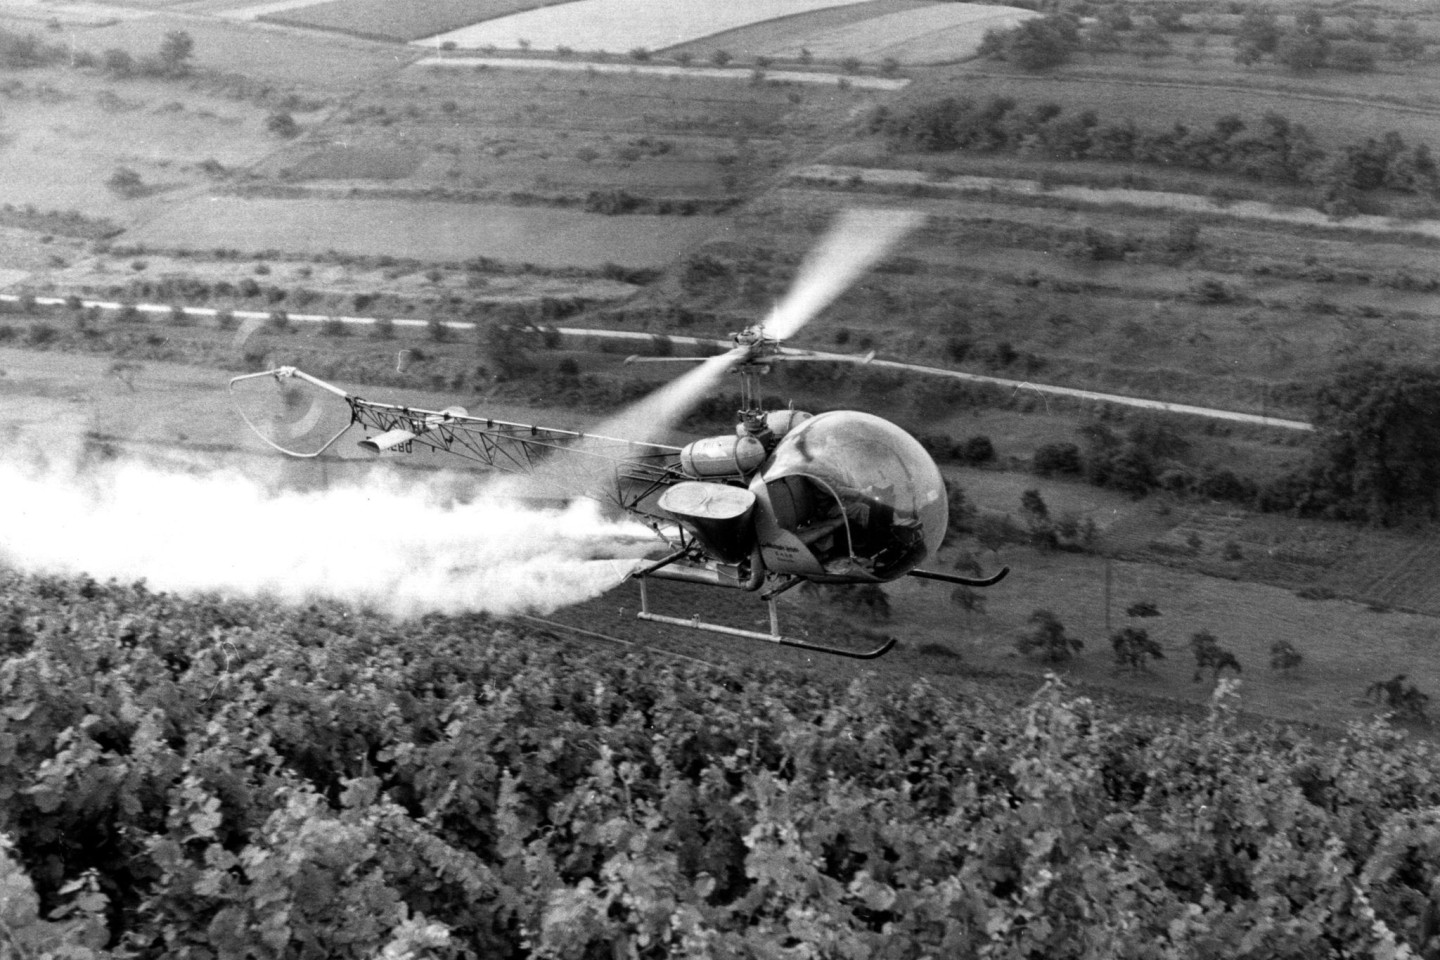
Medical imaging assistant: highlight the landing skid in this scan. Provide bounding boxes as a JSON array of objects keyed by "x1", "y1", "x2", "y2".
[{"x1": 633, "y1": 577, "x2": 897, "y2": 660}]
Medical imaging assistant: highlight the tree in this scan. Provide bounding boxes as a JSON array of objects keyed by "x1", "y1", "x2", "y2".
[
  {"x1": 1020, "y1": 489, "x2": 1057, "y2": 549},
  {"x1": 1235, "y1": 6, "x2": 1280, "y2": 55},
  {"x1": 265, "y1": 111, "x2": 299, "y2": 139},
  {"x1": 1310, "y1": 360, "x2": 1440, "y2": 523},
  {"x1": 106, "y1": 166, "x2": 144, "y2": 197},
  {"x1": 991, "y1": 16, "x2": 1081, "y2": 71},
  {"x1": 1276, "y1": 31, "x2": 1328, "y2": 72},
  {"x1": 942, "y1": 478, "x2": 976, "y2": 545},
  {"x1": 1269, "y1": 639, "x2": 1303, "y2": 671},
  {"x1": 1111, "y1": 627, "x2": 1164, "y2": 674},
  {"x1": 1388, "y1": 20, "x2": 1426, "y2": 62},
  {"x1": 1190, "y1": 631, "x2": 1241, "y2": 682},
  {"x1": 1017, "y1": 608, "x2": 1082, "y2": 663},
  {"x1": 483, "y1": 321, "x2": 537, "y2": 381},
  {"x1": 1366, "y1": 674, "x2": 1429, "y2": 723},
  {"x1": 1033, "y1": 442, "x2": 1082, "y2": 477},
  {"x1": 157, "y1": 30, "x2": 194, "y2": 76},
  {"x1": 102, "y1": 47, "x2": 134, "y2": 77}
]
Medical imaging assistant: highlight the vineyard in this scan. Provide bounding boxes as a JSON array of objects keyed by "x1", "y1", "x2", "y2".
[{"x1": 4, "y1": 569, "x2": 1440, "y2": 957}]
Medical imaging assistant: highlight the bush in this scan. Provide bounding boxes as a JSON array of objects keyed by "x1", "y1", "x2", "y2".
[
  {"x1": 265, "y1": 111, "x2": 299, "y2": 138},
  {"x1": 1033, "y1": 442, "x2": 1082, "y2": 476},
  {"x1": 960, "y1": 435, "x2": 996, "y2": 464},
  {"x1": 106, "y1": 166, "x2": 144, "y2": 197},
  {"x1": 1017, "y1": 608, "x2": 1082, "y2": 662},
  {"x1": 1111, "y1": 626, "x2": 1164, "y2": 674}
]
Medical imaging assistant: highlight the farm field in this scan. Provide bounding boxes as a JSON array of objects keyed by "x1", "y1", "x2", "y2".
[
  {"x1": 126, "y1": 197, "x2": 731, "y2": 266},
  {"x1": 0, "y1": 71, "x2": 280, "y2": 225},
  {"x1": 1, "y1": 0, "x2": 1440, "y2": 762},
  {"x1": 651, "y1": 184, "x2": 1440, "y2": 420},
  {"x1": 415, "y1": 0, "x2": 873, "y2": 52},
  {"x1": 723, "y1": 2, "x2": 1042, "y2": 65},
  {"x1": 15, "y1": 2, "x2": 1440, "y2": 955},
  {"x1": 259, "y1": 0, "x2": 567, "y2": 41},
  {"x1": 927, "y1": 64, "x2": 1440, "y2": 151}
]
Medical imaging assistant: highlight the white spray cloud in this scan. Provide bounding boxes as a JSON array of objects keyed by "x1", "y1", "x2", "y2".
[{"x1": 0, "y1": 436, "x2": 658, "y2": 617}]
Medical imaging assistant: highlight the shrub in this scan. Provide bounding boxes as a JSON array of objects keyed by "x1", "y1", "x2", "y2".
[
  {"x1": 1270, "y1": 639, "x2": 1303, "y2": 671},
  {"x1": 960, "y1": 435, "x2": 996, "y2": 464},
  {"x1": 1034, "y1": 442, "x2": 1082, "y2": 476},
  {"x1": 1111, "y1": 626, "x2": 1164, "y2": 674},
  {"x1": 1017, "y1": 608, "x2": 1082, "y2": 662},
  {"x1": 265, "y1": 111, "x2": 299, "y2": 138},
  {"x1": 106, "y1": 166, "x2": 144, "y2": 197}
]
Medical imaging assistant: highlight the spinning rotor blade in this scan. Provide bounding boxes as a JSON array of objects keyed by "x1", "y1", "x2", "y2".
[
  {"x1": 593, "y1": 208, "x2": 922, "y2": 445},
  {"x1": 591, "y1": 347, "x2": 745, "y2": 445},
  {"x1": 763, "y1": 207, "x2": 924, "y2": 342}
]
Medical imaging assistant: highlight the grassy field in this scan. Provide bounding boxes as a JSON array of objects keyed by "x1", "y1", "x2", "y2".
[
  {"x1": 260, "y1": 0, "x2": 567, "y2": 42},
  {"x1": 127, "y1": 197, "x2": 729, "y2": 266},
  {"x1": 924, "y1": 63, "x2": 1440, "y2": 151}
]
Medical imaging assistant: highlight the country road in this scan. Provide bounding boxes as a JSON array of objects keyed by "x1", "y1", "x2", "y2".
[{"x1": 0, "y1": 293, "x2": 1313, "y2": 431}]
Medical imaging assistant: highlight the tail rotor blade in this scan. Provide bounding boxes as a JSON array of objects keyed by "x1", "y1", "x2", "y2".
[{"x1": 764, "y1": 207, "x2": 924, "y2": 342}]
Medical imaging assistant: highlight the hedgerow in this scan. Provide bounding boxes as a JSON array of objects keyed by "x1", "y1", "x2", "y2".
[{"x1": 3, "y1": 568, "x2": 1440, "y2": 956}]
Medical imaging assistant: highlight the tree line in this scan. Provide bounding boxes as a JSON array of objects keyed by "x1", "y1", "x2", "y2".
[
  {"x1": 868, "y1": 95, "x2": 1440, "y2": 209},
  {"x1": 1022, "y1": 360, "x2": 1440, "y2": 527}
]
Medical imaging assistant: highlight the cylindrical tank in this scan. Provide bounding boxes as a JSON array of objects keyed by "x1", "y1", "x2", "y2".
[{"x1": 680, "y1": 434, "x2": 767, "y2": 478}]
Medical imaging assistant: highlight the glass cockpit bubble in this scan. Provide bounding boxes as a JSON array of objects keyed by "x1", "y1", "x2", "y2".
[{"x1": 759, "y1": 411, "x2": 947, "y2": 580}]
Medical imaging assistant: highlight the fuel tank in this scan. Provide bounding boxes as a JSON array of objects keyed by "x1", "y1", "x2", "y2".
[{"x1": 679, "y1": 434, "x2": 766, "y2": 479}]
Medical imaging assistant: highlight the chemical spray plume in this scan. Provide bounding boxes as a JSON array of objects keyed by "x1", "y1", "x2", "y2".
[{"x1": 0, "y1": 434, "x2": 656, "y2": 618}]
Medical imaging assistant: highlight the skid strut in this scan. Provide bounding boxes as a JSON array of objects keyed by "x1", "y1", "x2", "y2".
[{"x1": 634, "y1": 577, "x2": 897, "y2": 660}]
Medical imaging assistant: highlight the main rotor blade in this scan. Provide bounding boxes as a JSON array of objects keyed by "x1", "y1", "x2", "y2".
[
  {"x1": 764, "y1": 207, "x2": 924, "y2": 342},
  {"x1": 591, "y1": 346, "x2": 745, "y2": 445}
]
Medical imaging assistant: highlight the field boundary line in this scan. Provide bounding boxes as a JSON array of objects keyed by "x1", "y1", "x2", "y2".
[{"x1": 412, "y1": 56, "x2": 909, "y2": 88}]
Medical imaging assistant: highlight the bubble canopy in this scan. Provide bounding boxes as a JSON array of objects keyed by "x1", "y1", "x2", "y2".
[{"x1": 760, "y1": 411, "x2": 947, "y2": 581}]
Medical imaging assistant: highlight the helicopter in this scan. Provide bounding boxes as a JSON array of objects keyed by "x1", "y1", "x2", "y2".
[{"x1": 228, "y1": 208, "x2": 1007, "y2": 659}]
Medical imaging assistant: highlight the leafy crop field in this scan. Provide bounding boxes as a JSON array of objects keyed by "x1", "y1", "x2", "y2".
[
  {"x1": 5, "y1": 569, "x2": 1440, "y2": 956},
  {"x1": 415, "y1": 0, "x2": 873, "y2": 52},
  {"x1": 260, "y1": 0, "x2": 567, "y2": 42}
]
